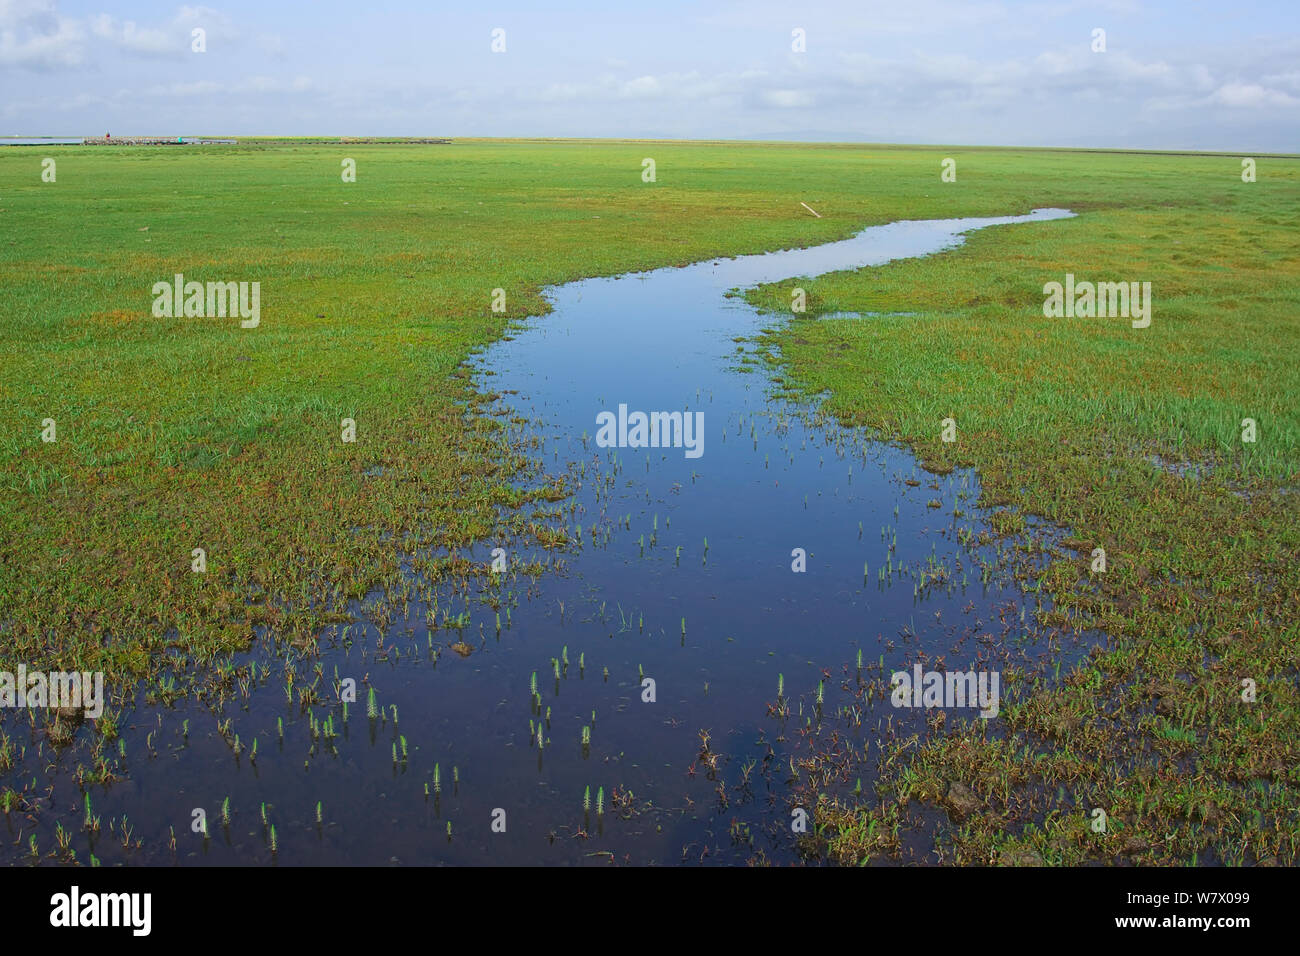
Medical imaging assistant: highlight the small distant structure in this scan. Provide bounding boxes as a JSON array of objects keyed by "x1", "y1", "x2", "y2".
[{"x1": 80, "y1": 135, "x2": 238, "y2": 146}]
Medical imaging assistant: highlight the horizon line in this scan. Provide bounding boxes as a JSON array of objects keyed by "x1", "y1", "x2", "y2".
[{"x1": 2, "y1": 135, "x2": 1298, "y2": 158}]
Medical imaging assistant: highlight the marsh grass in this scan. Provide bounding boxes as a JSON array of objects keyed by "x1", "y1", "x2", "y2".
[
  {"x1": 2, "y1": 140, "x2": 1296, "y2": 865},
  {"x1": 744, "y1": 152, "x2": 1300, "y2": 865}
]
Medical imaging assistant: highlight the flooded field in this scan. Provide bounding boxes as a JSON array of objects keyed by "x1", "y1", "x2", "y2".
[{"x1": 5, "y1": 209, "x2": 1108, "y2": 865}]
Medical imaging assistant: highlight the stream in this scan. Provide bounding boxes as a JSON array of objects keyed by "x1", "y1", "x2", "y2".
[{"x1": 9, "y1": 208, "x2": 1095, "y2": 866}]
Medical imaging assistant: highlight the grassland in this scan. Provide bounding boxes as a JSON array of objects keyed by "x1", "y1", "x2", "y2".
[
  {"x1": 744, "y1": 150, "x2": 1300, "y2": 865},
  {"x1": 1, "y1": 139, "x2": 893, "y2": 695},
  {"x1": 1, "y1": 140, "x2": 1297, "y2": 864}
]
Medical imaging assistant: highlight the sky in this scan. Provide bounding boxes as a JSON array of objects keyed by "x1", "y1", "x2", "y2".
[{"x1": 1, "y1": 0, "x2": 1297, "y2": 151}]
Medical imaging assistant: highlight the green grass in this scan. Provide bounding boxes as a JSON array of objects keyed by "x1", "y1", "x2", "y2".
[
  {"x1": 2, "y1": 139, "x2": 1297, "y2": 865},
  {"x1": 2, "y1": 139, "x2": 899, "y2": 685},
  {"x1": 4, "y1": 138, "x2": 1169, "y2": 683},
  {"x1": 742, "y1": 149, "x2": 1300, "y2": 866}
]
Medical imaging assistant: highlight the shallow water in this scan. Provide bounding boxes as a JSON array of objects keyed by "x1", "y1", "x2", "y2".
[{"x1": 6, "y1": 209, "x2": 1096, "y2": 866}]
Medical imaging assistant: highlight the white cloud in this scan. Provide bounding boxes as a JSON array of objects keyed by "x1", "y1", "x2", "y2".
[
  {"x1": 147, "y1": 79, "x2": 221, "y2": 96},
  {"x1": 1208, "y1": 82, "x2": 1299, "y2": 109},
  {"x1": 254, "y1": 33, "x2": 284, "y2": 56},
  {"x1": 621, "y1": 75, "x2": 662, "y2": 97},
  {"x1": 2, "y1": 3, "x2": 240, "y2": 69},
  {"x1": 0, "y1": 0, "x2": 58, "y2": 28},
  {"x1": 0, "y1": 1, "x2": 1295, "y2": 150},
  {"x1": 90, "y1": 14, "x2": 176, "y2": 56},
  {"x1": 1261, "y1": 70, "x2": 1300, "y2": 94},
  {"x1": 760, "y1": 89, "x2": 813, "y2": 108},
  {"x1": 692, "y1": 0, "x2": 1011, "y2": 36},
  {"x1": 0, "y1": 15, "x2": 82, "y2": 68}
]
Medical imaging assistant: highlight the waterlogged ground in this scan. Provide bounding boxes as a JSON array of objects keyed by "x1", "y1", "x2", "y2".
[{"x1": 4, "y1": 210, "x2": 1101, "y2": 866}]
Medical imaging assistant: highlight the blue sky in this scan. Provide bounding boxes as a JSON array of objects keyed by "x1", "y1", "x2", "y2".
[{"x1": 2, "y1": 0, "x2": 1297, "y2": 150}]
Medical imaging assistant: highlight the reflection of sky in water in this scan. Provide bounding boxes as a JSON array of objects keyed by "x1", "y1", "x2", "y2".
[{"x1": 14, "y1": 210, "x2": 1087, "y2": 867}]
